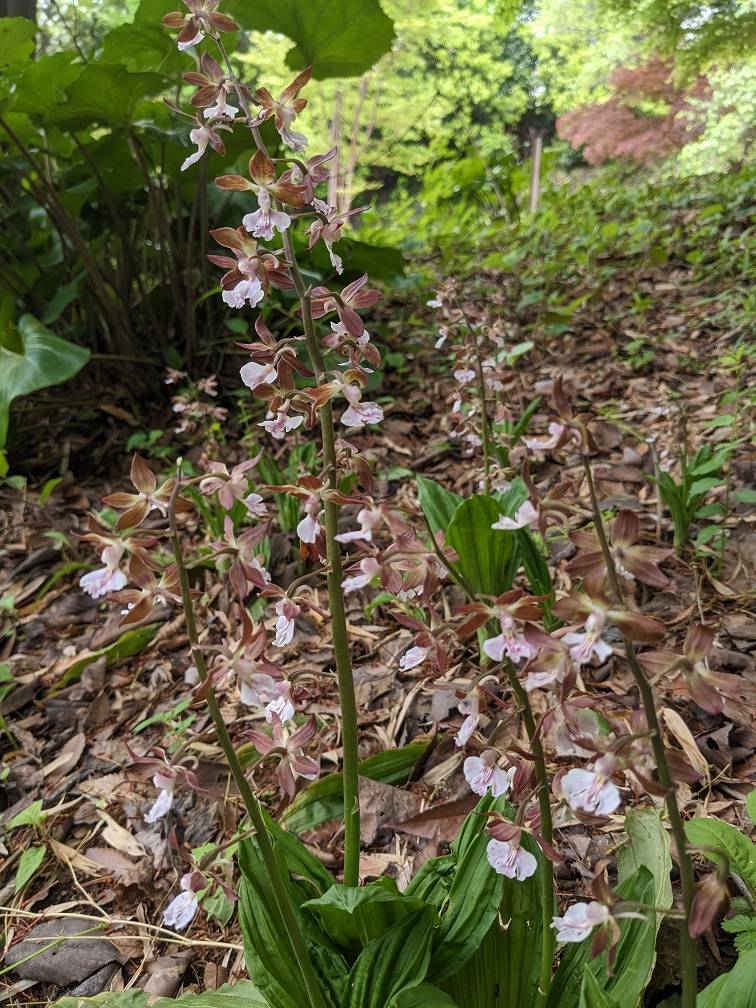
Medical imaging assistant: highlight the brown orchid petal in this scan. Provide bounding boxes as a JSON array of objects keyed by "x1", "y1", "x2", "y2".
[
  {"x1": 610, "y1": 608, "x2": 665, "y2": 642},
  {"x1": 162, "y1": 10, "x2": 188, "y2": 27},
  {"x1": 684, "y1": 623, "x2": 716, "y2": 662},
  {"x1": 611, "y1": 509, "x2": 640, "y2": 546},
  {"x1": 131, "y1": 453, "x2": 157, "y2": 495},
  {"x1": 280, "y1": 67, "x2": 312, "y2": 102},
  {"x1": 215, "y1": 174, "x2": 253, "y2": 191},
  {"x1": 623, "y1": 550, "x2": 670, "y2": 588},
  {"x1": 248, "y1": 149, "x2": 276, "y2": 186},
  {"x1": 208, "y1": 11, "x2": 238, "y2": 32},
  {"x1": 116, "y1": 499, "x2": 151, "y2": 532}
]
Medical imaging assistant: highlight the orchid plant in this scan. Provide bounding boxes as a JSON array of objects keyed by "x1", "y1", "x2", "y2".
[{"x1": 67, "y1": 7, "x2": 753, "y2": 1008}]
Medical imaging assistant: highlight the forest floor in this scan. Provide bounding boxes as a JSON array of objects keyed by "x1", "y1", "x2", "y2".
[{"x1": 1, "y1": 246, "x2": 754, "y2": 1004}]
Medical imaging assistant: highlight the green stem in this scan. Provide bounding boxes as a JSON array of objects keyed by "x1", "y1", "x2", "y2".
[
  {"x1": 168, "y1": 479, "x2": 328, "y2": 1008},
  {"x1": 215, "y1": 37, "x2": 362, "y2": 886},
  {"x1": 503, "y1": 660, "x2": 555, "y2": 1008},
  {"x1": 581, "y1": 455, "x2": 698, "y2": 1007},
  {"x1": 281, "y1": 233, "x2": 362, "y2": 887}
]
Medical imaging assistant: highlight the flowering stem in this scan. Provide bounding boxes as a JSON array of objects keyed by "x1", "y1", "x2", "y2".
[
  {"x1": 581, "y1": 454, "x2": 698, "y2": 1006},
  {"x1": 215, "y1": 39, "x2": 362, "y2": 887},
  {"x1": 281, "y1": 231, "x2": 362, "y2": 887},
  {"x1": 461, "y1": 311, "x2": 492, "y2": 493},
  {"x1": 503, "y1": 660, "x2": 555, "y2": 1008},
  {"x1": 168, "y1": 480, "x2": 327, "y2": 1008}
]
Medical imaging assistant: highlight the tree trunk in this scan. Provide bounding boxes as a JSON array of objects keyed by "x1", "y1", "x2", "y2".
[{"x1": 0, "y1": 0, "x2": 37, "y2": 19}]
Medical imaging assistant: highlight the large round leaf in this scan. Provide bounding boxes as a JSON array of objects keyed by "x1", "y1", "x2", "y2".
[
  {"x1": 0, "y1": 314, "x2": 90, "y2": 450},
  {"x1": 227, "y1": 0, "x2": 395, "y2": 79}
]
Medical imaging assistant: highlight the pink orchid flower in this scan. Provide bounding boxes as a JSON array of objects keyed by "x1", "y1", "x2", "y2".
[
  {"x1": 247, "y1": 716, "x2": 319, "y2": 798},
  {"x1": 163, "y1": 870, "x2": 206, "y2": 930},
  {"x1": 342, "y1": 556, "x2": 381, "y2": 593},
  {"x1": 561, "y1": 760, "x2": 620, "y2": 816},
  {"x1": 483, "y1": 612, "x2": 536, "y2": 663},
  {"x1": 259, "y1": 407, "x2": 304, "y2": 440},
  {"x1": 399, "y1": 645, "x2": 430, "y2": 672},
  {"x1": 297, "y1": 495, "x2": 322, "y2": 544},
  {"x1": 79, "y1": 542, "x2": 127, "y2": 599},
  {"x1": 464, "y1": 750, "x2": 514, "y2": 797},
  {"x1": 491, "y1": 500, "x2": 539, "y2": 532},
  {"x1": 335, "y1": 507, "x2": 381, "y2": 544},
  {"x1": 163, "y1": 0, "x2": 238, "y2": 51},
  {"x1": 551, "y1": 901, "x2": 610, "y2": 943},
  {"x1": 240, "y1": 360, "x2": 278, "y2": 390},
  {"x1": 340, "y1": 384, "x2": 383, "y2": 428},
  {"x1": 273, "y1": 597, "x2": 301, "y2": 647},
  {"x1": 253, "y1": 68, "x2": 312, "y2": 152},
  {"x1": 310, "y1": 274, "x2": 380, "y2": 338},
  {"x1": 486, "y1": 838, "x2": 538, "y2": 880}
]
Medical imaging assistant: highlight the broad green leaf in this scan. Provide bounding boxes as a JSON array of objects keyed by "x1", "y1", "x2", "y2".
[
  {"x1": 747, "y1": 791, "x2": 756, "y2": 827},
  {"x1": 304, "y1": 878, "x2": 428, "y2": 961},
  {"x1": 15, "y1": 844, "x2": 46, "y2": 892},
  {"x1": 685, "y1": 817, "x2": 756, "y2": 897},
  {"x1": 431, "y1": 795, "x2": 530, "y2": 985},
  {"x1": 46, "y1": 63, "x2": 165, "y2": 127},
  {"x1": 55, "y1": 980, "x2": 270, "y2": 1007},
  {"x1": 390, "y1": 984, "x2": 460, "y2": 1007},
  {"x1": 227, "y1": 0, "x2": 395, "y2": 79},
  {"x1": 308, "y1": 237, "x2": 404, "y2": 281},
  {"x1": 438, "y1": 792, "x2": 543, "y2": 1007},
  {"x1": 0, "y1": 315, "x2": 89, "y2": 451},
  {"x1": 54, "y1": 624, "x2": 159, "y2": 689},
  {"x1": 416, "y1": 476, "x2": 462, "y2": 535},
  {"x1": 697, "y1": 949, "x2": 756, "y2": 1008},
  {"x1": 404, "y1": 854, "x2": 456, "y2": 908},
  {"x1": 10, "y1": 52, "x2": 83, "y2": 116},
  {"x1": 688, "y1": 477, "x2": 723, "y2": 497},
  {"x1": 280, "y1": 741, "x2": 429, "y2": 833},
  {"x1": 0, "y1": 18, "x2": 35, "y2": 81},
  {"x1": 517, "y1": 529, "x2": 556, "y2": 625},
  {"x1": 578, "y1": 968, "x2": 621, "y2": 1008},
  {"x1": 238, "y1": 836, "x2": 346, "y2": 1008},
  {"x1": 446, "y1": 495, "x2": 519, "y2": 597},
  {"x1": 342, "y1": 906, "x2": 435, "y2": 1008},
  {"x1": 549, "y1": 812, "x2": 671, "y2": 1008}
]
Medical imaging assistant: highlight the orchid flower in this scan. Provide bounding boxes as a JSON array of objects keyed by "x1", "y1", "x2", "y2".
[
  {"x1": 163, "y1": 871, "x2": 206, "y2": 930},
  {"x1": 486, "y1": 838, "x2": 538, "y2": 880},
  {"x1": 342, "y1": 556, "x2": 380, "y2": 593},
  {"x1": 335, "y1": 507, "x2": 382, "y2": 544},
  {"x1": 561, "y1": 758, "x2": 620, "y2": 816},
  {"x1": 464, "y1": 751, "x2": 514, "y2": 797},
  {"x1": 79, "y1": 542, "x2": 128, "y2": 599},
  {"x1": 491, "y1": 500, "x2": 539, "y2": 532},
  {"x1": 340, "y1": 383, "x2": 383, "y2": 428},
  {"x1": 253, "y1": 68, "x2": 312, "y2": 151},
  {"x1": 163, "y1": 0, "x2": 238, "y2": 51},
  {"x1": 551, "y1": 901, "x2": 611, "y2": 943},
  {"x1": 296, "y1": 495, "x2": 322, "y2": 544},
  {"x1": 273, "y1": 597, "x2": 301, "y2": 647},
  {"x1": 567, "y1": 509, "x2": 673, "y2": 594}
]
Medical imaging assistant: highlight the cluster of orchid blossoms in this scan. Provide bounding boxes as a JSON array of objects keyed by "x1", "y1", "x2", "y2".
[{"x1": 74, "y1": 0, "x2": 731, "y2": 953}]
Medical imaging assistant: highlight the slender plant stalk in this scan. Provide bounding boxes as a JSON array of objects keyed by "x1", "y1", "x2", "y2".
[
  {"x1": 168, "y1": 481, "x2": 328, "y2": 1008},
  {"x1": 503, "y1": 660, "x2": 555, "y2": 1008},
  {"x1": 581, "y1": 455, "x2": 698, "y2": 1007},
  {"x1": 460, "y1": 308, "x2": 492, "y2": 493},
  {"x1": 212, "y1": 39, "x2": 362, "y2": 885}
]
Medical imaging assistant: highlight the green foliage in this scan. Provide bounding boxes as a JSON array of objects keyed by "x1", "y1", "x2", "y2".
[
  {"x1": 0, "y1": 313, "x2": 89, "y2": 460},
  {"x1": 653, "y1": 443, "x2": 733, "y2": 555},
  {"x1": 696, "y1": 949, "x2": 756, "y2": 1008},
  {"x1": 548, "y1": 808, "x2": 672, "y2": 1008},
  {"x1": 279, "y1": 740, "x2": 430, "y2": 833},
  {"x1": 416, "y1": 475, "x2": 553, "y2": 604},
  {"x1": 56, "y1": 981, "x2": 270, "y2": 1007},
  {"x1": 228, "y1": 0, "x2": 395, "y2": 79},
  {"x1": 685, "y1": 816, "x2": 756, "y2": 899}
]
